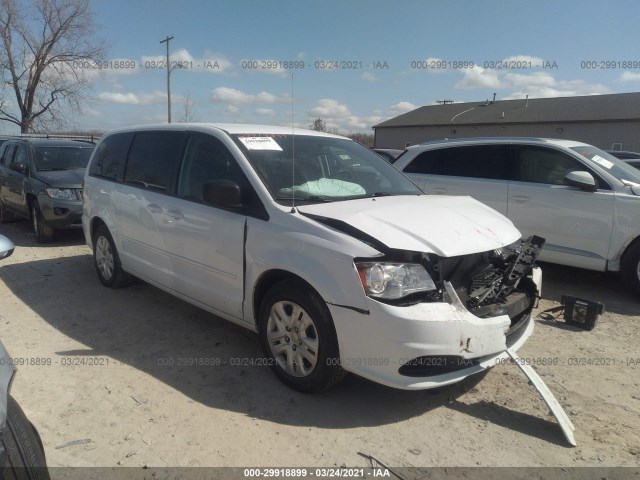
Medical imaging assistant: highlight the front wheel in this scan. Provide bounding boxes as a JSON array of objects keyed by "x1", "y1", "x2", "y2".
[
  {"x1": 0, "y1": 396, "x2": 51, "y2": 479},
  {"x1": 92, "y1": 224, "x2": 134, "y2": 288},
  {"x1": 30, "y1": 204, "x2": 54, "y2": 243},
  {"x1": 258, "y1": 280, "x2": 345, "y2": 392}
]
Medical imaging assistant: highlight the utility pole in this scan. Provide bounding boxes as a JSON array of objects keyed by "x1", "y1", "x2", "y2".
[{"x1": 160, "y1": 35, "x2": 175, "y2": 123}]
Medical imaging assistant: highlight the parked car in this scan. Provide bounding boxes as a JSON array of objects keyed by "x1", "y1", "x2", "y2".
[
  {"x1": 372, "y1": 148, "x2": 403, "y2": 163},
  {"x1": 0, "y1": 138, "x2": 95, "y2": 242},
  {"x1": 83, "y1": 124, "x2": 542, "y2": 392},
  {"x1": 394, "y1": 136, "x2": 640, "y2": 292},
  {"x1": 0, "y1": 234, "x2": 50, "y2": 479},
  {"x1": 606, "y1": 150, "x2": 640, "y2": 170}
]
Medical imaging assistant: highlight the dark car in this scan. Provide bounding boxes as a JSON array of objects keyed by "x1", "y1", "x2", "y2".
[
  {"x1": 372, "y1": 148, "x2": 403, "y2": 163},
  {"x1": 606, "y1": 150, "x2": 640, "y2": 170},
  {"x1": 0, "y1": 235, "x2": 50, "y2": 479},
  {"x1": 0, "y1": 138, "x2": 94, "y2": 242}
]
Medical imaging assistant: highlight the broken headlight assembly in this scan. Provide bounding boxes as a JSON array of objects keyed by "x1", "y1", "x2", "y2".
[{"x1": 355, "y1": 262, "x2": 437, "y2": 300}]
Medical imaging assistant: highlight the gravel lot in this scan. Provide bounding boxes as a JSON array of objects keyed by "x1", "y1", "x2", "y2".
[{"x1": 0, "y1": 220, "x2": 638, "y2": 477}]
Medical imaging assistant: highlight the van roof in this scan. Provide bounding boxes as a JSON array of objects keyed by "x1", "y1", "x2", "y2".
[{"x1": 102, "y1": 123, "x2": 347, "y2": 139}]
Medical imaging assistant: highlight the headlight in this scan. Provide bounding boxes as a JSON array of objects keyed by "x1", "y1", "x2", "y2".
[
  {"x1": 45, "y1": 188, "x2": 77, "y2": 200},
  {"x1": 355, "y1": 262, "x2": 437, "y2": 300}
]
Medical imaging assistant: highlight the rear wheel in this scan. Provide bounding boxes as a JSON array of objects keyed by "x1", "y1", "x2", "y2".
[
  {"x1": 30, "y1": 204, "x2": 54, "y2": 243},
  {"x1": 93, "y1": 224, "x2": 134, "y2": 288},
  {"x1": 0, "y1": 396, "x2": 50, "y2": 480},
  {"x1": 258, "y1": 280, "x2": 345, "y2": 392}
]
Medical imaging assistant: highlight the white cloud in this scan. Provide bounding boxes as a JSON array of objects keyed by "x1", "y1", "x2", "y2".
[
  {"x1": 210, "y1": 87, "x2": 288, "y2": 105},
  {"x1": 96, "y1": 90, "x2": 167, "y2": 105},
  {"x1": 310, "y1": 99, "x2": 352, "y2": 118},
  {"x1": 621, "y1": 71, "x2": 640, "y2": 82},
  {"x1": 308, "y1": 99, "x2": 372, "y2": 132},
  {"x1": 389, "y1": 101, "x2": 418, "y2": 115},
  {"x1": 455, "y1": 66, "x2": 502, "y2": 89},
  {"x1": 256, "y1": 108, "x2": 276, "y2": 116},
  {"x1": 361, "y1": 72, "x2": 376, "y2": 82},
  {"x1": 501, "y1": 55, "x2": 545, "y2": 65}
]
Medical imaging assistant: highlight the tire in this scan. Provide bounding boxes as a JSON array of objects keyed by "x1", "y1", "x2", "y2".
[
  {"x1": 0, "y1": 396, "x2": 50, "y2": 480},
  {"x1": 92, "y1": 224, "x2": 134, "y2": 288},
  {"x1": 30, "y1": 204, "x2": 54, "y2": 243},
  {"x1": 621, "y1": 241, "x2": 640, "y2": 294},
  {"x1": 258, "y1": 279, "x2": 346, "y2": 393},
  {"x1": 0, "y1": 200, "x2": 16, "y2": 224}
]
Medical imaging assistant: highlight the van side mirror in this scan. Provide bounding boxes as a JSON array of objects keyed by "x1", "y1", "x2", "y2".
[
  {"x1": 10, "y1": 162, "x2": 27, "y2": 174},
  {"x1": 203, "y1": 179, "x2": 243, "y2": 208},
  {"x1": 564, "y1": 171, "x2": 597, "y2": 192}
]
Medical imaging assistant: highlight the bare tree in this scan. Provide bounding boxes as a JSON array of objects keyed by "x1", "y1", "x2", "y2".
[
  {"x1": 0, "y1": 0, "x2": 106, "y2": 132},
  {"x1": 308, "y1": 117, "x2": 327, "y2": 132},
  {"x1": 178, "y1": 92, "x2": 198, "y2": 123}
]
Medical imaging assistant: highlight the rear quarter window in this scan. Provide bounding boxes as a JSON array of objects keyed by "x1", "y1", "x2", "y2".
[{"x1": 89, "y1": 132, "x2": 133, "y2": 181}]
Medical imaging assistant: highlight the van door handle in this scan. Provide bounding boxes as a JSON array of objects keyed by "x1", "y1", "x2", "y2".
[
  {"x1": 165, "y1": 209, "x2": 184, "y2": 220},
  {"x1": 147, "y1": 203, "x2": 163, "y2": 213},
  {"x1": 511, "y1": 195, "x2": 530, "y2": 203},
  {"x1": 432, "y1": 188, "x2": 448, "y2": 194}
]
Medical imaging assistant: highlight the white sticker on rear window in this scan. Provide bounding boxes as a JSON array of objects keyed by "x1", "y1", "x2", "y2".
[
  {"x1": 592, "y1": 155, "x2": 614, "y2": 169},
  {"x1": 238, "y1": 136, "x2": 283, "y2": 151}
]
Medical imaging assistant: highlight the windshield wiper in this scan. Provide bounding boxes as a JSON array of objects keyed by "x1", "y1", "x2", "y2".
[
  {"x1": 274, "y1": 195, "x2": 332, "y2": 203},
  {"x1": 37, "y1": 167, "x2": 67, "y2": 171}
]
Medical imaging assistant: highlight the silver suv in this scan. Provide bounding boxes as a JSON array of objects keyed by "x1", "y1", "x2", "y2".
[{"x1": 394, "y1": 137, "x2": 640, "y2": 292}]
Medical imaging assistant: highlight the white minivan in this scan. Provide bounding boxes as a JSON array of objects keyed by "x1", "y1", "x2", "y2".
[{"x1": 82, "y1": 124, "x2": 542, "y2": 392}]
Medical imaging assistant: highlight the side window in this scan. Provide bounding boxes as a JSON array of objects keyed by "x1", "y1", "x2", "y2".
[
  {"x1": 404, "y1": 145, "x2": 508, "y2": 180},
  {"x1": 89, "y1": 132, "x2": 133, "y2": 181},
  {"x1": 0, "y1": 145, "x2": 16, "y2": 166},
  {"x1": 514, "y1": 146, "x2": 587, "y2": 185},
  {"x1": 403, "y1": 148, "x2": 449, "y2": 174},
  {"x1": 13, "y1": 145, "x2": 28, "y2": 168},
  {"x1": 177, "y1": 133, "x2": 247, "y2": 203},
  {"x1": 124, "y1": 132, "x2": 186, "y2": 192}
]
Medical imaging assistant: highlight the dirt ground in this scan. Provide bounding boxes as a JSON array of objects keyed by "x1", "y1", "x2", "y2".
[{"x1": 0, "y1": 220, "x2": 638, "y2": 476}]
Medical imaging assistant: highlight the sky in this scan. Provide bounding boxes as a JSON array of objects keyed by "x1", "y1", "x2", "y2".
[{"x1": 3, "y1": 0, "x2": 640, "y2": 134}]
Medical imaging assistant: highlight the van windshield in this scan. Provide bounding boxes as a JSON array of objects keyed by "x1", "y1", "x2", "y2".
[{"x1": 231, "y1": 134, "x2": 421, "y2": 204}]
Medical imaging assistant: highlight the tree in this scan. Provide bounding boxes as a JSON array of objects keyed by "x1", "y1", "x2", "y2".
[
  {"x1": 308, "y1": 117, "x2": 327, "y2": 132},
  {"x1": 178, "y1": 92, "x2": 198, "y2": 123},
  {"x1": 0, "y1": 0, "x2": 106, "y2": 133}
]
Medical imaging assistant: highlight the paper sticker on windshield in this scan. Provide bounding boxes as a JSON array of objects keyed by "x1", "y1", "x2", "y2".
[
  {"x1": 239, "y1": 136, "x2": 283, "y2": 151},
  {"x1": 592, "y1": 155, "x2": 614, "y2": 169},
  {"x1": 339, "y1": 154, "x2": 352, "y2": 160}
]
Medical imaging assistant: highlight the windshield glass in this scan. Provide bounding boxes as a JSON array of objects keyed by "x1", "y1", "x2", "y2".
[
  {"x1": 232, "y1": 134, "x2": 422, "y2": 204},
  {"x1": 34, "y1": 146, "x2": 94, "y2": 171},
  {"x1": 571, "y1": 146, "x2": 640, "y2": 185}
]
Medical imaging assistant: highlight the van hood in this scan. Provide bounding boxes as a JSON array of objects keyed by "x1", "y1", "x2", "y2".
[{"x1": 296, "y1": 195, "x2": 521, "y2": 257}]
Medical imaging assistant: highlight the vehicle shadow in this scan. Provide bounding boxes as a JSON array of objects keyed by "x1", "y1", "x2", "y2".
[
  {"x1": 537, "y1": 261, "x2": 640, "y2": 315},
  {"x1": 0, "y1": 253, "x2": 454, "y2": 429},
  {"x1": 0, "y1": 219, "x2": 85, "y2": 247},
  {"x1": 0, "y1": 251, "x2": 611, "y2": 441}
]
